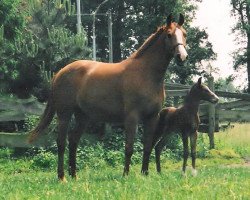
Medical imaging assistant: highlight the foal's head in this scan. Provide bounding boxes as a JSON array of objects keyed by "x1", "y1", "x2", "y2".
[
  {"x1": 189, "y1": 77, "x2": 219, "y2": 104},
  {"x1": 164, "y1": 14, "x2": 188, "y2": 65}
]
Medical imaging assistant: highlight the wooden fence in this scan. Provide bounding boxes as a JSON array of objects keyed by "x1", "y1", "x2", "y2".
[{"x1": 1, "y1": 77, "x2": 250, "y2": 148}]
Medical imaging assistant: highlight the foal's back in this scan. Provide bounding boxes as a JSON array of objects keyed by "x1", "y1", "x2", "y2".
[{"x1": 159, "y1": 106, "x2": 199, "y2": 134}]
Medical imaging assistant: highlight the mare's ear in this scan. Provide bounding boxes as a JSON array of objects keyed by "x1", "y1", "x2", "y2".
[
  {"x1": 166, "y1": 13, "x2": 173, "y2": 26},
  {"x1": 198, "y1": 77, "x2": 202, "y2": 86},
  {"x1": 178, "y1": 14, "x2": 184, "y2": 26}
]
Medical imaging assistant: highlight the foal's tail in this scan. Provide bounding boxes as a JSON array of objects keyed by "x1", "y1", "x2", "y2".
[{"x1": 28, "y1": 91, "x2": 55, "y2": 143}]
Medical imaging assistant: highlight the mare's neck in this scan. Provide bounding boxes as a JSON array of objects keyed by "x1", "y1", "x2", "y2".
[
  {"x1": 183, "y1": 93, "x2": 200, "y2": 114},
  {"x1": 130, "y1": 32, "x2": 173, "y2": 84}
]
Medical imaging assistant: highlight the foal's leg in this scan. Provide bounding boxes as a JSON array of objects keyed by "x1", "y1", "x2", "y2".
[
  {"x1": 155, "y1": 135, "x2": 168, "y2": 173},
  {"x1": 190, "y1": 131, "x2": 198, "y2": 176},
  {"x1": 68, "y1": 111, "x2": 88, "y2": 179},
  {"x1": 181, "y1": 132, "x2": 189, "y2": 175},
  {"x1": 141, "y1": 115, "x2": 158, "y2": 175},
  {"x1": 57, "y1": 111, "x2": 72, "y2": 182},
  {"x1": 123, "y1": 112, "x2": 138, "y2": 176}
]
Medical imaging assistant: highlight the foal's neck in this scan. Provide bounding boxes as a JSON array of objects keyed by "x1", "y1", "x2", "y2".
[{"x1": 183, "y1": 93, "x2": 200, "y2": 114}]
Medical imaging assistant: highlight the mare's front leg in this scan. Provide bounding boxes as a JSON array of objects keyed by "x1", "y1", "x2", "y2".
[
  {"x1": 123, "y1": 112, "x2": 138, "y2": 176},
  {"x1": 190, "y1": 131, "x2": 198, "y2": 176},
  {"x1": 141, "y1": 114, "x2": 159, "y2": 175},
  {"x1": 181, "y1": 132, "x2": 189, "y2": 175}
]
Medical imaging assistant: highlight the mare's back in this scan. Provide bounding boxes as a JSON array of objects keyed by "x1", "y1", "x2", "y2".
[{"x1": 53, "y1": 60, "x2": 130, "y2": 122}]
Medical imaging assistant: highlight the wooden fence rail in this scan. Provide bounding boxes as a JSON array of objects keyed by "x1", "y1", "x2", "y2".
[{"x1": 1, "y1": 77, "x2": 250, "y2": 148}]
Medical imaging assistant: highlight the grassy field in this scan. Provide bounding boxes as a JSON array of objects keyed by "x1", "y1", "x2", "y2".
[{"x1": 0, "y1": 123, "x2": 249, "y2": 200}]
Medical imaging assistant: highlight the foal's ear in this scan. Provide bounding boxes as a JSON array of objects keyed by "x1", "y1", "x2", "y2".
[
  {"x1": 198, "y1": 77, "x2": 202, "y2": 86},
  {"x1": 178, "y1": 14, "x2": 185, "y2": 26},
  {"x1": 166, "y1": 13, "x2": 173, "y2": 26}
]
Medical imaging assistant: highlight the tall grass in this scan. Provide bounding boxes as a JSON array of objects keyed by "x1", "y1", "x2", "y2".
[{"x1": 215, "y1": 123, "x2": 250, "y2": 157}]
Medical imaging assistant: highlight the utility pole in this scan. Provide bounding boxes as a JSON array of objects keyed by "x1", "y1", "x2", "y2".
[
  {"x1": 108, "y1": 11, "x2": 113, "y2": 63},
  {"x1": 92, "y1": 0, "x2": 109, "y2": 61},
  {"x1": 76, "y1": 0, "x2": 82, "y2": 34}
]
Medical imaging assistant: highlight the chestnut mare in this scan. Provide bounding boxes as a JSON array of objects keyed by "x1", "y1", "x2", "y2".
[
  {"x1": 28, "y1": 14, "x2": 188, "y2": 181},
  {"x1": 153, "y1": 77, "x2": 219, "y2": 176}
]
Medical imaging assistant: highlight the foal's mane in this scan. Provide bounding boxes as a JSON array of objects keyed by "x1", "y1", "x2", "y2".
[{"x1": 131, "y1": 26, "x2": 166, "y2": 59}]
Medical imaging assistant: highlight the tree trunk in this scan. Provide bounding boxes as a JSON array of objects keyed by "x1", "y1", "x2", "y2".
[{"x1": 247, "y1": 33, "x2": 250, "y2": 93}]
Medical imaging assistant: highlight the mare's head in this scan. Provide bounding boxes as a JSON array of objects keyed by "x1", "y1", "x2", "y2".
[
  {"x1": 189, "y1": 77, "x2": 219, "y2": 104},
  {"x1": 164, "y1": 14, "x2": 188, "y2": 65}
]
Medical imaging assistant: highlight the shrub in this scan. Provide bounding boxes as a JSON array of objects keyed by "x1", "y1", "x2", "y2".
[{"x1": 30, "y1": 149, "x2": 56, "y2": 170}]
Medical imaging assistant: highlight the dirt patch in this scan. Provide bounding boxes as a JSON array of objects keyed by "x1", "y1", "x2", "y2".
[{"x1": 220, "y1": 157, "x2": 250, "y2": 168}]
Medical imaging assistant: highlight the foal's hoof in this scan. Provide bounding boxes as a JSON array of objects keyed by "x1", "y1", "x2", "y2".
[
  {"x1": 191, "y1": 169, "x2": 198, "y2": 177},
  {"x1": 181, "y1": 171, "x2": 187, "y2": 178}
]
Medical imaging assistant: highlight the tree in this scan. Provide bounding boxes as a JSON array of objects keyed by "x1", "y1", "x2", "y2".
[
  {"x1": 230, "y1": 0, "x2": 250, "y2": 92},
  {"x1": 0, "y1": 0, "x2": 91, "y2": 100},
  {"x1": 0, "y1": 0, "x2": 25, "y2": 40},
  {"x1": 169, "y1": 27, "x2": 216, "y2": 84}
]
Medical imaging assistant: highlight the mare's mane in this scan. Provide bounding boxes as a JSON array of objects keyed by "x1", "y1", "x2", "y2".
[{"x1": 131, "y1": 26, "x2": 166, "y2": 59}]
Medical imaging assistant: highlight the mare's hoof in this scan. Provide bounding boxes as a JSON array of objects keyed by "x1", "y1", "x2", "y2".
[
  {"x1": 123, "y1": 171, "x2": 129, "y2": 177},
  {"x1": 58, "y1": 176, "x2": 67, "y2": 183},
  {"x1": 141, "y1": 170, "x2": 149, "y2": 176}
]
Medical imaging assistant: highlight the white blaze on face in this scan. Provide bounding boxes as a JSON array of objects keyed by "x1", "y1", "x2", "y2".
[
  {"x1": 204, "y1": 85, "x2": 219, "y2": 102},
  {"x1": 175, "y1": 28, "x2": 188, "y2": 61}
]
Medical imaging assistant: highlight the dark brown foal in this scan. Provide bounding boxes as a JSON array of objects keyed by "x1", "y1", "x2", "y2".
[{"x1": 153, "y1": 77, "x2": 219, "y2": 176}]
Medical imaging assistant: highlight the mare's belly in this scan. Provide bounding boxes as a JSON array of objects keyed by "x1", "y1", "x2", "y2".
[{"x1": 80, "y1": 102, "x2": 125, "y2": 123}]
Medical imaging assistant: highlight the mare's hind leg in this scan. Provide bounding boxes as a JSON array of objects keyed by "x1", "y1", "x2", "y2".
[
  {"x1": 68, "y1": 110, "x2": 88, "y2": 179},
  {"x1": 181, "y1": 132, "x2": 189, "y2": 175},
  {"x1": 57, "y1": 111, "x2": 72, "y2": 182},
  {"x1": 190, "y1": 131, "x2": 198, "y2": 176}
]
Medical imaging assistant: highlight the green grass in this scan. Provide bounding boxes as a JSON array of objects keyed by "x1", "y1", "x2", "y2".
[
  {"x1": 216, "y1": 123, "x2": 250, "y2": 158},
  {"x1": 0, "y1": 162, "x2": 249, "y2": 200},
  {"x1": 0, "y1": 123, "x2": 250, "y2": 200}
]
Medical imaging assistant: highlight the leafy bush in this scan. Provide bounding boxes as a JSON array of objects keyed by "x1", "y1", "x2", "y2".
[
  {"x1": 0, "y1": 148, "x2": 13, "y2": 159},
  {"x1": 30, "y1": 149, "x2": 57, "y2": 170}
]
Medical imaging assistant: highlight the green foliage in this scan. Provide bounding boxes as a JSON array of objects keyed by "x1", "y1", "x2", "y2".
[
  {"x1": 230, "y1": 0, "x2": 250, "y2": 92},
  {"x1": 214, "y1": 76, "x2": 238, "y2": 92},
  {"x1": 0, "y1": 0, "x2": 25, "y2": 40},
  {"x1": 169, "y1": 27, "x2": 216, "y2": 84},
  {"x1": 0, "y1": 0, "x2": 91, "y2": 99},
  {"x1": 76, "y1": 127, "x2": 143, "y2": 167},
  {"x1": 30, "y1": 149, "x2": 57, "y2": 170},
  {"x1": 23, "y1": 115, "x2": 41, "y2": 132}
]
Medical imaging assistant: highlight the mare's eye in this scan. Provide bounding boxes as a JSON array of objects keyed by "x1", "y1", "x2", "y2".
[{"x1": 167, "y1": 33, "x2": 171, "y2": 38}]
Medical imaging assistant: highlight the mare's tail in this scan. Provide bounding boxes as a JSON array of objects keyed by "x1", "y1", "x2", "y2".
[{"x1": 28, "y1": 92, "x2": 55, "y2": 143}]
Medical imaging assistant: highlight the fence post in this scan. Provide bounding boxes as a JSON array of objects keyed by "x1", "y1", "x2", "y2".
[{"x1": 208, "y1": 76, "x2": 215, "y2": 149}]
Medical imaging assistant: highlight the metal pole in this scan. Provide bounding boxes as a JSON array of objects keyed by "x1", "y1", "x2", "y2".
[
  {"x1": 92, "y1": 0, "x2": 109, "y2": 61},
  {"x1": 76, "y1": 0, "x2": 82, "y2": 34},
  {"x1": 108, "y1": 11, "x2": 113, "y2": 63}
]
